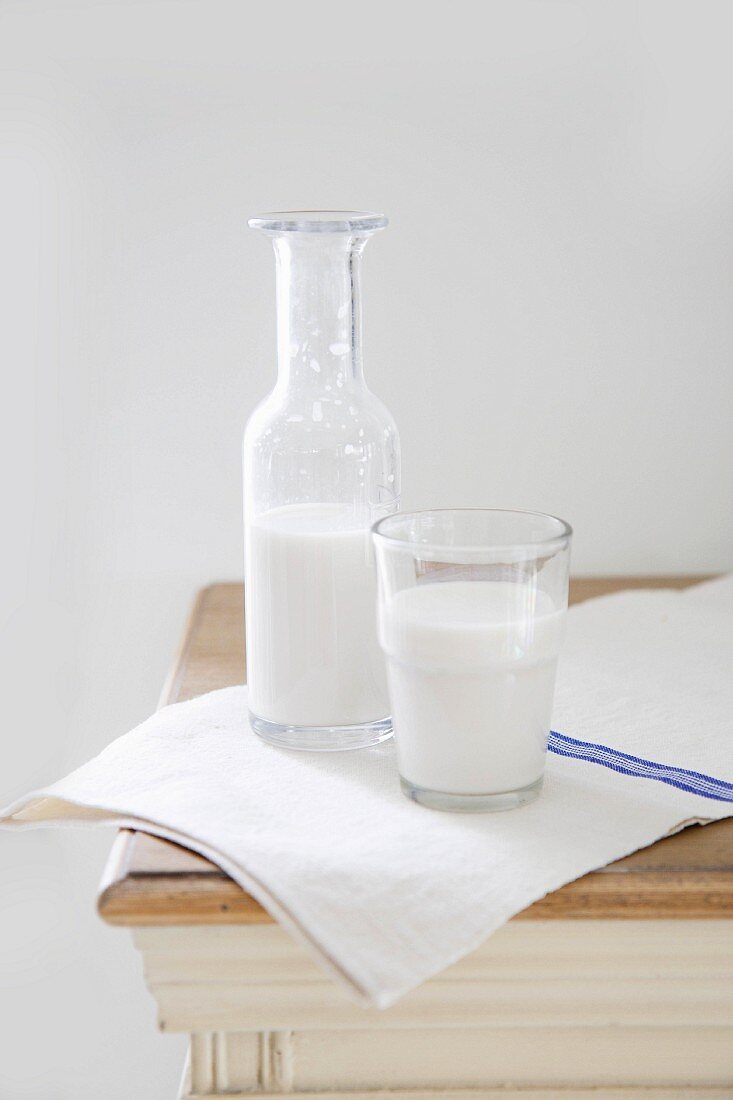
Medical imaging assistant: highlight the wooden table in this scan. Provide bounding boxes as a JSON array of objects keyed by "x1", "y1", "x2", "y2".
[{"x1": 98, "y1": 579, "x2": 733, "y2": 1099}]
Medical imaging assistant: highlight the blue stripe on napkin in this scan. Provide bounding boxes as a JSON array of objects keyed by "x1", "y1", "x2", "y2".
[{"x1": 548, "y1": 730, "x2": 733, "y2": 802}]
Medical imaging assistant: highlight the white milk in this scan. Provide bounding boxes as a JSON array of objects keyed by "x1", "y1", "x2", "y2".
[
  {"x1": 245, "y1": 503, "x2": 389, "y2": 728},
  {"x1": 379, "y1": 580, "x2": 565, "y2": 794}
]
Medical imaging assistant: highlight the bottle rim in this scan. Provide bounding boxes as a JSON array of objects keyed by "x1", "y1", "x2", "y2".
[{"x1": 248, "y1": 210, "x2": 387, "y2": 234}]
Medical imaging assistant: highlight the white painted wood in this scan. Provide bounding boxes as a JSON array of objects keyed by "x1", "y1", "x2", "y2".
[
  {"x1": 180, "y1": 1027, "x2": 733, "y2": 1093},
  {"x1": 257, "y1": 1031, "x2": 294, "y2": 1092},
  {"x1": 179, "y1": 1088, "x2": 733, "y2": 1100},
  {"x1": 134, "y1": 920, "x2": 733, "y2": 984},
  {"x1": 189, "y1": 1033, "x2": 213, "y2": 1094},
  {"x1": 214, "y1": 1030, "x2": 258, "y2": 1091},
  {"x1": 139, "y1": 920, "x2": 733, "y2": 1095},
  {"x1": 153, "y1": 974, "x2": 733, "y2": 1033},
  {"x1": 178, "y1": 1020, "x2": 730, "y2": 1091},
  {"x1": 287, "y1": 1026, "x2": 733, "y2": 1090}
]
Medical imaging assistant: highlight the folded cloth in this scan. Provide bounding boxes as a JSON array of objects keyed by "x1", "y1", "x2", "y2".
[{"x1": 2, "y1": 577, "x2": 732, "y2": 1008}]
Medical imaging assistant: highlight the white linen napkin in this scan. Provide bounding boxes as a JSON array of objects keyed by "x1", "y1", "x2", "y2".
[{"x1": 2, "y1": 576, "x2": 732, "y2": 1008}]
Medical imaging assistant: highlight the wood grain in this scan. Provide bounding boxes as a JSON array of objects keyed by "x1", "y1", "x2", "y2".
[{"x1": 98, "y1": 576, "x2": 733, "y2": 926}]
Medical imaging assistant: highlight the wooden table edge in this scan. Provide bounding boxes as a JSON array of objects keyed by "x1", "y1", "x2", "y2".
[{"x1": 98, "y1": 575, "x2": 733, "y2": 928}]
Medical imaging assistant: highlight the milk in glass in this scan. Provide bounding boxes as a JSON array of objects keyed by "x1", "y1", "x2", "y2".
[
  {"x1": 380, "y1": 581, "x2": 564, "y2": 794},
  {"x1": 246, "y1": 503, "x2": 389, "y2": 728}
]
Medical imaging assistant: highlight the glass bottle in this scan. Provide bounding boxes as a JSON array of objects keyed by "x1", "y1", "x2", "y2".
[{"x1": 244, "y1": 211, "x2": 400, "y2": 750}]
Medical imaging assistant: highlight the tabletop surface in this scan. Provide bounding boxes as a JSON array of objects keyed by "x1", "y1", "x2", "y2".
[{"x1": 98, "y1": 577, "x2": 733, "y2": 927}]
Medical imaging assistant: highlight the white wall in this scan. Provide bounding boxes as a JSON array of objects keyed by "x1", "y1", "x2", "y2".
[{"x1": 1, "y1": 1, "x2": 731, "y2": 1097}]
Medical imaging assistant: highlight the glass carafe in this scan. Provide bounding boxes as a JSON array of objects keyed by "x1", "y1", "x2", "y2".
[{"x1": 244, "y1": 211, "x2": 400, "y2": 750}]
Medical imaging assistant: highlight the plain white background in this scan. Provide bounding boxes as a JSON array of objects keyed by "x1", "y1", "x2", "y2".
[{"x1": 1, "y1": 0, "x2": 732, "y2": 1096}]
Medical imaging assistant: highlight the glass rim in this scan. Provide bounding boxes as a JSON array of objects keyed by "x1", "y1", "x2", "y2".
[
  {"x1": 372, "y1": 507, "x2": 573, "y2": 554},
  {"x1": 248, "y1": 210, "x2": 388, "y2": 235}
]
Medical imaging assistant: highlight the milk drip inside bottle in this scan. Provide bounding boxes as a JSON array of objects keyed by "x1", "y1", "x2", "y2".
[{"x1": 244, "y1": 212, "x2": 400, "y2": 750}]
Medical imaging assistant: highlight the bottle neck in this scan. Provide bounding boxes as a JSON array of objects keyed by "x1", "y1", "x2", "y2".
[{"x1": 273, "y1": 234, "x2": 366, "y2": 391}]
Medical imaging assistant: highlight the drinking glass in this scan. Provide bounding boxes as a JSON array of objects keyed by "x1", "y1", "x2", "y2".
[{"x1": 372, "y1": 509, "x2": 572, "y2": 811}]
